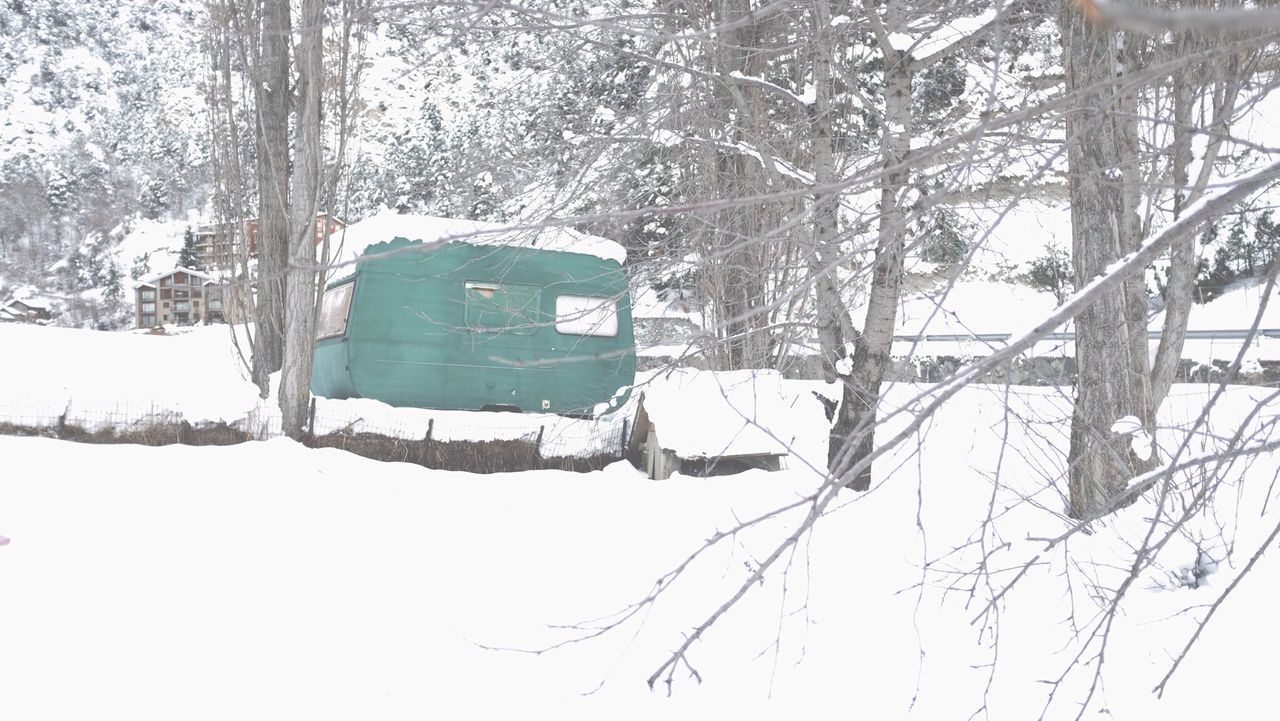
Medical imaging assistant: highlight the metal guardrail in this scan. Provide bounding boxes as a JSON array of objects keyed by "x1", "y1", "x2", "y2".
[{"x1": 892, "y1": 329, "x2": 1280, "y2": 343}]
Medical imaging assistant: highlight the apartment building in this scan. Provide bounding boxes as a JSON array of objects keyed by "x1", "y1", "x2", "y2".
[
  {"x1": 134, "y1": 268, "x2": 226, "y2": 328},
  {"x1": 191, "y1": 213, "x2": 345, "y2": 272}
]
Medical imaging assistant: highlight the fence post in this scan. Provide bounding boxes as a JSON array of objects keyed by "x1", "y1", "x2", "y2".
[
  {"x1": 535, "y1": 425, "x2": 545, "y2": 453},
  {"x1": 620, "y1": 419, "x2": 629, "y2": 458},
  {"x1": 421, "y1": 418, "x2": 435, "y2": 467},
  {"x1": 306, "y1": 397, "x2": 317, "y2": 442}
]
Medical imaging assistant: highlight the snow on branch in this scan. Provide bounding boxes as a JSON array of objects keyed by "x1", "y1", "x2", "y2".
[
  {"x1": 731, "y1": 141, "x2": 815, "y2": 185},
  {"x1": 727, "y1": 71, "x2": 812, "y2": 108},
  {"x1": 909, "y1": 8, "x2": 1001, "y2": 71}
]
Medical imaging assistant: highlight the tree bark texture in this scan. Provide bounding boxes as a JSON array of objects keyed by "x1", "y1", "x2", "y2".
[
  {"x1": 280, "y1": 0, "x2": 325, "y2": 438},
  {"x1": 1150, "y1": 55, "x2": 1197, "y2": 407},
  {"x1": 1061, "y1": 1, "x2": 1157, "y2": 519},
  {"x1": 829, "y1": 34, "x2": 911, "y2": 491},
  {"x1": 251, "y1": 0, "x2": 292, "y2": 393}
]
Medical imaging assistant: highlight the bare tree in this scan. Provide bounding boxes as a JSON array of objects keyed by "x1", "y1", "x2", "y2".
[
  {"x1": 279, "y1": 0, "x2": 326, "y2": 438},
  {"x1": 829, "y1": 0, "x2": 1038, "y2": 490},
  {"x1": 1062, "y1": 0, "x2": 1274, "y2": 518},
  {"x1": 523, "y1": 3, "x2": 1280, "y2": 713},
  {"x1": 253, "y1": 0, "x2": 292, "y2": 392},
  {"x1": 1149, "y1": 1, "x2": 1259, "y2": 405},
  {"x1": 1059, "y1": 0, "x2": 1159, "y2": 518},
  {"x1": 204, "y1": 0, "x2": 365, "y2": 438}
]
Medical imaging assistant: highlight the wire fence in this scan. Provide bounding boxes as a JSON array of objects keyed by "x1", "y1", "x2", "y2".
[
  {"x1": 0, "y1": 398, "x2": 192, "y2": 434},
  {"x1": 0, "y1": 396, "x2": 632, "y2": 473},
  {"x1": 304, "y1": 405, "x2": 631, "y2": 460}
]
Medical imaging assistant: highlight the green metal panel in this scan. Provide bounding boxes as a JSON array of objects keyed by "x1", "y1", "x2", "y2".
[
  {"x1": 311, "y1": 238, "x2": 635, "y2": 415},
  {"x1": 463, "y1": 281, "x2": 541, "y2": 334}
]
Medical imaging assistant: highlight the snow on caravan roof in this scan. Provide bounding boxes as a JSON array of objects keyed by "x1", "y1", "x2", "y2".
[{"x1": 332, "y1": 212, "x2": 627, "y2": 269}]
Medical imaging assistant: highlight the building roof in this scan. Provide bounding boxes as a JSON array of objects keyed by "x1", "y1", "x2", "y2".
[
  {"x1": 134, "y1": 266, "x2": 219, "y2": 290},
  {"x1": 6, "y1": 296, "x2": 53, "y2": 311}
]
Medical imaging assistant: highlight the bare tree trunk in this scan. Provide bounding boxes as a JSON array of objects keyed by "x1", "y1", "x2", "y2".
[
  {"x1": 280, "y1": 0, "x2": 324, "y2": 439},
  {"x1": 808, "y1": 0, "x2": 851, "y2": 383},
  {"x1": 829, "y1": 33, "x2": 911, "y2": 490},
  {"x1": 1150, "y1": 54, "x2": 1197, "y2": 406},
  {"x1": 1151, "y1": 31, "x2": 1247, "y2": 405},
  {"x1": 712, "y1": 0, "x2": 773, "y2": 371},
  {"x1": 252, "y1": 0, "x2": 291, "y2": 394},
  {"x1": 1062, "y1": 1, "x2": 1156, "y2": 519}
]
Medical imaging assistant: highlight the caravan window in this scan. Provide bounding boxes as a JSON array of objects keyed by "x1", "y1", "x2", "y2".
[
  {"x1": 317, "y1": 281, "x2": 355, "y2": 339},
  {"x1": 465, "y1": 282, "x2": 541, "y2": 334},
  {"x1": 555, "y1": 295, "x2": 618, "y2": 337}
]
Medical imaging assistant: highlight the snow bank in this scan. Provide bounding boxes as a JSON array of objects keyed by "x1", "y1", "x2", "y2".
[
  {"x1": 897, "y1": 280, "x2": 1062, "y2": 337},
  {"x1": 0, "y1": 323, "x2": 625, "y2": 456},
  {"x1": 637, "y1": 369, "x2": 828, "y2": 463},
  {"x1": 1149, "y1": 278, "x2": 1280, "y2": 365},
  {"x1": 305, "y1": 395, "x2": 627, "y2": 458},
  {"x1": 1185, "y1": 277, "x2": 1280, "y2": 330},
  {"x1": 0, "y1": 324, "x2": 260, "y2": 430}
]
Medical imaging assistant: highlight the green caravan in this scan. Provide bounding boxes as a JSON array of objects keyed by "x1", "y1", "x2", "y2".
[{"x1": 310, "y1": 214, "x2": 635, "y2": 416}]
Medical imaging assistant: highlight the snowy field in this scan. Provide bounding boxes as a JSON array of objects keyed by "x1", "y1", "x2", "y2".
[
  {"x1": 1, "y1": 325, "x2": 1279, "y2": 719},
  {"x1": 635, "y1": 278, "x2": 1280, "y2": 370},
  {"x1": 0, "y1": 323, "x2": 636, "y2": 458}
]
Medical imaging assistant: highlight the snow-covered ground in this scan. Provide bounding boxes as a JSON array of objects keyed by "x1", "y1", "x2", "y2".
[
  {"x1": 634, "y1": 272, "x2": 1280, "y2": 368},
  {"x1": 2, "y1": 325, "x2": 1280, "y2": 719},
  {"x1": 0, "y1": 323, "x2": 630, "y2": 457},
  {"x1": 0, "y1": 323, "x2": 260, "y2": 430},
  {"x1": 0, "y1": 323, "x2": 824, "y2": 463},
  {"x1": 888, "y1": 278, "x2": 1280, "y2": 365}
]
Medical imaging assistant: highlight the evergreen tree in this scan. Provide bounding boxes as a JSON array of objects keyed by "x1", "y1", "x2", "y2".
[
  {"x1": 130, "y1": 252, "x2": 151, "y2": 281},
  {"x1": 1026, "y1": 245, "x2": 1072, "y2": 303},
  {"x1": 103, "y1": 263, "x2": 123, "y2": 304},
  {"x1": 1253, "y1": 210, "x2": 1279, "y2": 271},
  {"x1": 1193, "y1": 214, "x2": 1280, "y2": 303},
  {"x1": 917, "y1": 208, "x2": 972, "y2": 265},
  {"x1": 1197, "y1": 222, "x2": 1236, "y2": 303},
  {"x1": 140, "y1": 178, "x2": 169, "y2": 219},
  {"x1": 177, "y1": 227, "x2": 199, "y2": 270}
]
